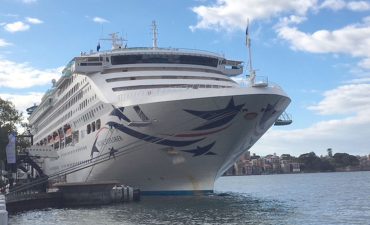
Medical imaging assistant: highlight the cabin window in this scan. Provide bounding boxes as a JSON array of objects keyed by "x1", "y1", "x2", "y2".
[
  {"x1": 96, "y1": 119, "x2": 101, "y2": 130},
  {"x1": 65, "y1": 136, "x2": 72, "y2": 145},
  {"x1": 65, "y1": 125, "x2": 73, "y2": 145},
  {"x1": 87, "y1": 124, "x2": 91, "y2": 134},
  {"x1": 92, "y1": 121, "x2": 96, "y2": 132},
  {"x1": 80, "y1": 62, "x2": 102, "y2": 66},
  {"x1": 87, "y1": 57, "x2": 100, "y2": 62}
]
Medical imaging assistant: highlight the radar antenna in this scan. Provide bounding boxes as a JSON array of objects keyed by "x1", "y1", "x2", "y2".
[
  {"x1": 100, "y1": 32, "x2": 127, "y2": 50},
  {"x1": 151, "y1": 20, "x2": 158, "y2": 49}
]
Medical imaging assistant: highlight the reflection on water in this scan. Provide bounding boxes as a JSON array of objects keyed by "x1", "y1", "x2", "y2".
[
  {"x1": 10, "y1": 194, "x2": 292, "y2": 225},
  {"x1": 10, "y1": 172, "x2": 370, "y2": 225}
]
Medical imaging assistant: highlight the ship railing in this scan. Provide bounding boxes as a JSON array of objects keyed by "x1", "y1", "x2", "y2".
[
  {"x1": 237, "y1": 76, "x2": 283, "y2": 90},
  {"x1": 91, "y1": 47, "x2": 224, "y2": 58},
  {"x1": 117, "y1": 84, "x2": 232, "y2": 102},
  {"x1": 28, "y1": 97, "x2": 54, "y2": 122}
]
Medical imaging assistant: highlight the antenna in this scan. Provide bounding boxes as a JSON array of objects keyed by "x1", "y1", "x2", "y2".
[
  {"x1": 151, "y1": 20, "x2": 158, "y2": 49},
  {"x1": 246, "y1": 19, "x2": 256, "y2": 85},
  {"x1": 100, "y1": 32, "x2": 127, "y2": 50}
]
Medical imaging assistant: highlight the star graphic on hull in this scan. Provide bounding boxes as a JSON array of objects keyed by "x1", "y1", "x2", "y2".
[
  {"x1": 184, "y1": 98, "x2": 244, "y2": 131},
  {"x1": 182, "y1": 142, "x2": 216, "y2": 157},
  {"x1": 110, "y1": 106, "x2": 131, "y2": 122},
  {"x1": 90, "y1": 138, "x2": 100, "y2": 157}
]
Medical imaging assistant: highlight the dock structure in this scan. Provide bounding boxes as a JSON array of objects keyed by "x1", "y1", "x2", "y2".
[
  {"x1": 55, "y1": 181, "x2": 139, "y2": 206},
  {"x1": 6, "y1": 191, "x2": 62, "y2": 213},
  {"x1": 5, "y1": 182, "x2": 140, "y2": 213},
  {"x1": 2, "y1": 143, "x2": 140, "y2": 213}
]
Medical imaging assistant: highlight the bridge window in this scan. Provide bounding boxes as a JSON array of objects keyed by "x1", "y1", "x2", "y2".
[{"x1": 111, "y1": 54, "x2": 219, "y2": 67}]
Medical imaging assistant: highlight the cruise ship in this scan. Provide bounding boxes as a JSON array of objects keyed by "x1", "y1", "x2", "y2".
[{"x1": 26, "y1": 22, "x2": 291, "y2": 194}]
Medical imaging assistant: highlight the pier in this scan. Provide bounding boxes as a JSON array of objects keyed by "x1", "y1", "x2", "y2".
[
  {"x1": 1, "y1": 142, "x2": 140, "y2": 214},
  {"x1": 5, "y1": 182, "x2": 140, "y2": 214}
]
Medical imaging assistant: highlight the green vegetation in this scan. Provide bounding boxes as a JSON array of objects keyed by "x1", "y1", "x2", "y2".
[
  {"x1": 333, "y1": 153, "x2": 359, "y2": 168},
  {"x1": 0, "y1": 97, "x2": 27, "y2": 161},
  {"x1": 298, "y1": 151, "x2": 360, "y2": 172}
]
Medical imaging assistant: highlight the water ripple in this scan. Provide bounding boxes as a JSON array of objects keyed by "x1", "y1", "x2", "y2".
[{"x1": 10, "y1": 171, "x2": 370, "y2": 225}]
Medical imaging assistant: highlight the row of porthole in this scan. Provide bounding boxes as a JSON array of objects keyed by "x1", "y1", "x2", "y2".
[
  {"x1": 38, "y1": 85, "x2": 93, "y2": 140},
  {"x1": 87, "y1": 119, "x2": 101, "y2": 134}
]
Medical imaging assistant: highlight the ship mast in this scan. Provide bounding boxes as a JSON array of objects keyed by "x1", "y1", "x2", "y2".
[
  {"x1": 246, "y1": 19, "x2": 256, "y2": 85},
  {"x1": 152, "y1": 20, "x2": 158, "y2": 49},
  {"x1": 100, "y1": 32, "x2": 125, "y2": 50}
]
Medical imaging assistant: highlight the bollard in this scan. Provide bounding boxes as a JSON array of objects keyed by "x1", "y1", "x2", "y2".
[
  {"x1": 0, "y1": 210, "x2": 7, "y2": 225},
  {"x1": 0, "y1": 195, "x2": 7, "y2": 225},
  {"x1": 110, "y1": 186, "x2": 117, "y2": 203},
  {"x1": 115, "y1": 186, "x2": 123, "y2": 203},
  {"x1": 111, "y1": 186, "x2": 123, "y2": 203},
  {"x1": 0, "y1": 200, "x2": 5, "y2": 209},
  {"x1": 128, "y1": 187, "x2": 133, "y2": 202},
  {"x1": 133, "y1": 189, "x2": 140, "y2": 202},
  {"x1": 122, "y1": 186, "x2": 128, "y2": 202}
]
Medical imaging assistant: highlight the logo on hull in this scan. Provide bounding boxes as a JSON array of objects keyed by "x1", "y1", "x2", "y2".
[{"x1": 106, "y1": 98, "x2": 244, "y2": 157}]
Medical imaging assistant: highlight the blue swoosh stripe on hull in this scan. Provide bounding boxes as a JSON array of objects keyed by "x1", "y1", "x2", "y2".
[{"x1": 107, "y1": 121, "x2": 204, "y2": 147}]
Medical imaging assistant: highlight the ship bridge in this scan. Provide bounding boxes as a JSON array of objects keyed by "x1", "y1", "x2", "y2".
[{"x1": 70, "y1": 48, "x2": 243, "y2": 77}]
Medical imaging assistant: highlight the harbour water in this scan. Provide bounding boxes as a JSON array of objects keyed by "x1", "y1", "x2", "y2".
[{"x1": 9, "y1": 171, "x2": 370, "y2": 225}]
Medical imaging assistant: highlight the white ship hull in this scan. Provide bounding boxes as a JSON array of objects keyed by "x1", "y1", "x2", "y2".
[
  {"x1": 44, "y1": 88, "x2": 290, "y2": 194},
  {"x1": 26, "y1": 36, "x2": 291, "y2": 195}
]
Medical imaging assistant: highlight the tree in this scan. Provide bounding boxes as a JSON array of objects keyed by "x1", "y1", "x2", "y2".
[
  {"x1": 320, "y1": 159, "x2": 335, "y2": 172},
  {"x1": 298, "y1": 152, "x2": 322, "y2": 172},
  {"x1": 0, "y1": 97, "x2": 24, "y2": 161},
  {"x1": 327, "y1": 148, "x2": 333, "y2": 157},
  {"x1": 333, "y1": 153, "x2": 359, "y2": 168},
  {"x1": 281, "y1": 154, "x2": 292, "y2": 161}
]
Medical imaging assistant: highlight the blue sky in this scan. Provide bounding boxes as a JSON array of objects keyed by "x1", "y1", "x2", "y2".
[{"x1": 1, "y1": 0, "x2": 370, "y2": 157}]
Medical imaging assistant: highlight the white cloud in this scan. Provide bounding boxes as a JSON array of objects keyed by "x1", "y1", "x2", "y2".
[
  {"x1": 363, "y1": 16, "x2": 370, "y2": 24},
  {"x1": 344, "y1": 77, "x2": 370, "y2": 84},
  {"x1": 190, "y1": 0, "x2": 370, "y2": 32},
  {"x1": 4, "y1": 21, "x2": 30, "y2": 33},
  {"x1": 0, "y1": 92, "x2": 43, "y2": 114},
  {"x1": 347, "y1": 1, "x2": 370, "y2": 11},
  {"x1": 320, "y1": 0, "x2": 346, "y2": 10},
  {"x1": 190, "y1": 0, "x2": 318, "y2": 31},
  {"x1": 25, "y1": 17, "x2": 43, "y2": 24},
  {"x1": 276, "y1": 21, "x2": 370, "y2": 69},
  {"x1": 278, "y1": 15, "x2": 307, "y2": 27},
  {"x1": 308, "y1": 83, "x2": 370, "y2": 115},
  {"x1": 320, "y1": 0, "x2": 370, "y2": 11},
  {"x1": 92, "y1": 17, "x2": 109, "y2": 24},
  {"x1": 254, "y1": 114, "x2": 370, "y2": 156},
  {"x1": 0, "y1": 13, "x2": 19, "y2": 18},
  {"x1": 21, "y1": 0, "x2": 37, "y2": 4},
  {"x1": 0, "y1": 39, "x2": 12, "y2": 47},
  {"x1": 358, "y1": 58, "x2": 370, "y2": 69},
  {"x1": 0, "y1": 59, "x2": 62, "y2": 89},
  {"x1": 2, "y1": 17, "x2": 43, "y2": 33},
  {"x1": 253, "y1": 83, "x2": 370, "y2": 156}
]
